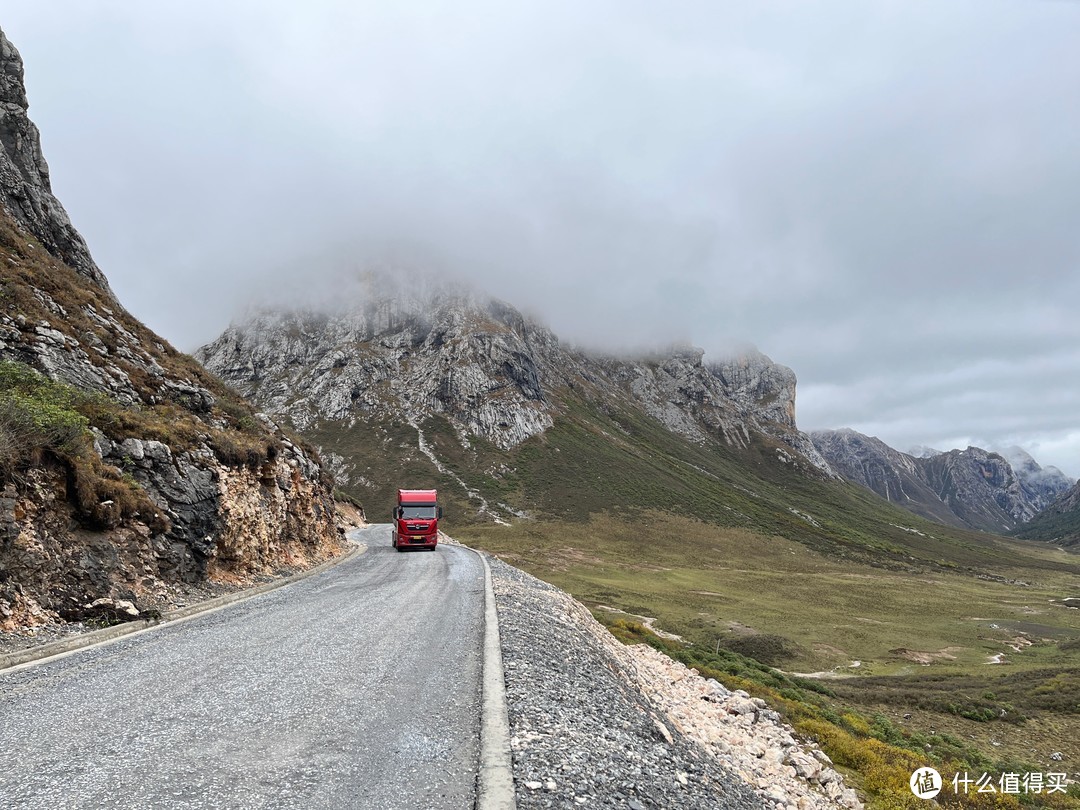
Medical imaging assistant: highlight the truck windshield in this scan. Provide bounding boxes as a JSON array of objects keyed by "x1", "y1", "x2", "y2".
[{"x1": 401, "y1": 505, "x2": 436, "y2": 519}]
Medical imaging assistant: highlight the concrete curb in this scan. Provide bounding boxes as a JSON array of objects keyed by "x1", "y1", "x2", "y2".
[
  {"x1": 472, "y1": 548, "x2": 518, "y2": 810},
  {"x1": 0, "y1": 542, "x2": 366, "y2": 674}
]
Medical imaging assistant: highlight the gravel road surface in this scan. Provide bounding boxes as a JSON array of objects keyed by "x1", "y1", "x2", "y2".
[{"x1": 0, "y1": 526, "x2": 484, "y2": 810}]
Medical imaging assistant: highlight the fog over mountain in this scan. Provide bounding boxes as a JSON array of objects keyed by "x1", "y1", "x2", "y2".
[{"x1": 4, "y1": 2, "x2": 1079, "y2": 475}]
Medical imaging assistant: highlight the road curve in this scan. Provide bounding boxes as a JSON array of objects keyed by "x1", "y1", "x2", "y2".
[{"x1": 0, "y1": 526, "x2": 485, "y2": 810}]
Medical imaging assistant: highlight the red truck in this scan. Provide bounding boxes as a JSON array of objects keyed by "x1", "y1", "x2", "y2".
[{"x1": 392, "y1": 489, "x2": 443, "y2": 551}]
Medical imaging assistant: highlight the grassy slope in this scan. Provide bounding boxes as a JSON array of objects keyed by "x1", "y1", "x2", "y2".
[{"x1": 1014, "y1": 499, "x2": 1080, "y2": 547}]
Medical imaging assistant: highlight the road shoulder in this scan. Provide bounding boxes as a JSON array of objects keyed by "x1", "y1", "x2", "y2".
[{"x1": 0, "y1": 536, "x2": 366, "y2": 673}]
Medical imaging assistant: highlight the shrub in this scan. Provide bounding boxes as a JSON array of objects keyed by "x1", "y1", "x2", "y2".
[
  {"x1": 0, "y1": 360, "x2": 167, "y2": 531},
  {"x1": 0, "y1": 362, "x2": 90, "y2": 473}
]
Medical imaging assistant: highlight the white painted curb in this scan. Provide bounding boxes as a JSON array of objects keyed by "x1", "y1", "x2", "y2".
[{"x1": 472, "y1": 548, "x2": 518, "y2": 810}]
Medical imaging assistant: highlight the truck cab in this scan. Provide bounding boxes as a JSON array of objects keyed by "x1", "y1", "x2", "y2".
[{"x1": 392, "y1": 489, "x2": 442, "y2": 551}]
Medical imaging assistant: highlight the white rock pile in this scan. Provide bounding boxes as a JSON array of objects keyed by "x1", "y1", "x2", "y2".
[{"x1": 621, "y1": 645, "x2": 862, "y2": 810}]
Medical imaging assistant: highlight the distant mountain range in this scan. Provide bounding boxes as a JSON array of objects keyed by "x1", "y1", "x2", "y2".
[{"x1": 810, "y1": 429, "x2": 1073, "y2": 535}]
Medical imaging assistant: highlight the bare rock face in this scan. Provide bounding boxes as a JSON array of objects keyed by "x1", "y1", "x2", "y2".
[
  {"x1": 0, "y1": 28, "x2": 342, "y2": 631},
  {"x1": 605, "y1": 345, "x2": 834, "y2": 475},
  {"x1": 812, "y1": 429, "x2": 1073, "y2": 534},
  {"x1": 199, "y1": 279, "x2": 834, "y2": 481},
  {"x1": 997, "y1": 445, "x2": 1073, "y2": 513},
  {"x1": 0, "y1": 28, "x2": 113, "y2": 296},
  {"x1": 200, "y1": 285, "x2": 563, "y2": 451}
]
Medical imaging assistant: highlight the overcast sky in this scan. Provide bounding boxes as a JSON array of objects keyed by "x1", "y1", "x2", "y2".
[{"x1": 4, "y1": 2, "x2": 1079, "y2": 476}]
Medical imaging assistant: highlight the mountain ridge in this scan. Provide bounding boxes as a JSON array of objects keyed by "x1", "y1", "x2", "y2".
[
  {"x1": 0, "y1": 29, "x2": 113, "y2": 297},
  {"x1": 810, "y1": 427, "x2": 1073, "y2": 535},
  {"x1": 197, "y1": 276, "x2": 837, "y2": 524}
]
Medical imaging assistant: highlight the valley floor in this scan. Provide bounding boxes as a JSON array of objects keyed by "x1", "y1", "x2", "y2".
[{"x1": 463, "y1": 512, "x2": 1080, "y2": 807}]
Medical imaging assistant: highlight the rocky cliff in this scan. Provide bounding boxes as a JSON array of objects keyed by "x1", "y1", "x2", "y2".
[
  {"x1": 0, "y1": 27, "x2": 342, "y2": 632},
  {"x1": 997, "y1": 445, "x2": 1073, "y2": 514},
  {"x1": 1012, "y1": 479, "x2": 1080, "y2": 547},
  {"x1": 0, "y1": 30, "x2": 111, "y2": 296},
  {"x1": 810, "y1": 429, "x2": 1073, "y2": 534},
  {"x1": 602, "y1": 345, "x2": 832, "y2": 472},
  {"x1": 197, "y1": 274, "x2": 834, "y2": 523}
]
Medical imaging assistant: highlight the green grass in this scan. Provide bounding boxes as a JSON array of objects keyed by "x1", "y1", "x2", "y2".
[
  {"x1": 459, "y1": 511, "x2": 1080, "y2": 808},
  {"x1": 0, "y1": 359, "x2": 168, "y2": 530},
  {"x1": 460, "y1": 512, "x2": 1080, "y2": 674}
]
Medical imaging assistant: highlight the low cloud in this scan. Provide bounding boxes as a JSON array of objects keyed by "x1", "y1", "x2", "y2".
[{"x1": 4, "y1": 1, "x2": 1079, "y2": 474}]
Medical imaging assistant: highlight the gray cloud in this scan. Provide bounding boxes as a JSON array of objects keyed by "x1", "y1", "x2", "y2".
[{"x1": 4, "y1": 1, "x2": 1079, "y2": 475}]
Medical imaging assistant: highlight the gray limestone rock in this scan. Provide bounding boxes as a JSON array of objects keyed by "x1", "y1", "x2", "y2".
[
  {"x1": 811, "y1": 429, "x2": 1074, "y2": 534},
  {"x1": 0, "y1": 27, "x2": 114, "y2": 296},
  {"x1": 198, "y1": 280, "x2": 834, "y2": 479}
]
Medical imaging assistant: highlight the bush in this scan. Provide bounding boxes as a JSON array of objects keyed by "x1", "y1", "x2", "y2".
[
  {"x1": 0, "y1": 360, "x2": 166, "y2": 531},
  {"x1": 207, "y1": 428, "x2": 277, "y2": 469},
  {"x1": 0, "y1": 362, "x2": 90, "y2": 473}
]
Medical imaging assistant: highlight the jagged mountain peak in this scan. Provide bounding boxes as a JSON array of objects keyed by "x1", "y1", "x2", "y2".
[
  {"x1": 811, "y1": 428, "x2": 1072, "y2": 534},
  {"x1": 907, "y1": 444, "x2": 942, "y2": 459},
  {"x1": 199, "y1": 277, "x2": 835, "y2": 510},
  {"x1": 0, "y1": 26, "x2": 114, "y2": 297}
]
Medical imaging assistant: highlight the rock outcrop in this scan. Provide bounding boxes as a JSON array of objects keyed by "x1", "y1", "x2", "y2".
[
  {"x1": 0, "y1": 29, "x2": 112, "y2": 295},
  {"x1": 200, "y1": 282, "x2": 566, "y2": 451},
  {"x1": 1012, "y1": 479, "x2": 1080, "y2": 547},
  {"x1": 198, "y1": 275, "x2": 834, "y2": 518},
  {"x1": 604, "y1": 345, "x2": 833, "y2": 473},
  {"x1": 0, "y1": 27, "x2": 342, "y2": 632},
  {"x1": 811, "y1": 429, "x2": 1073, "y2": 534}
]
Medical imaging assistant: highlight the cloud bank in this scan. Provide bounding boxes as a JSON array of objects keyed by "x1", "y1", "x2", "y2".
[{"x1": 4, "y1": 1, "x2": 1079, "y2": 473}]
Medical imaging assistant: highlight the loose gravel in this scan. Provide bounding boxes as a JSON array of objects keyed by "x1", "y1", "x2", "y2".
[
  {"x1": 0, "y1": 558, "x2": 346, "y2": 659},
  {"x1": 490, "y1": 557, "x2": 863, "y2": 810},
  {"x1": 490, "y1": 558, "x2": 765, "y2": 810}
]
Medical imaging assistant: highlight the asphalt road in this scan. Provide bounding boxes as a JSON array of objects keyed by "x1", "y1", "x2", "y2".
[{"x1": 0, "y1": 526, "x2": 485, "y2": 810}]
